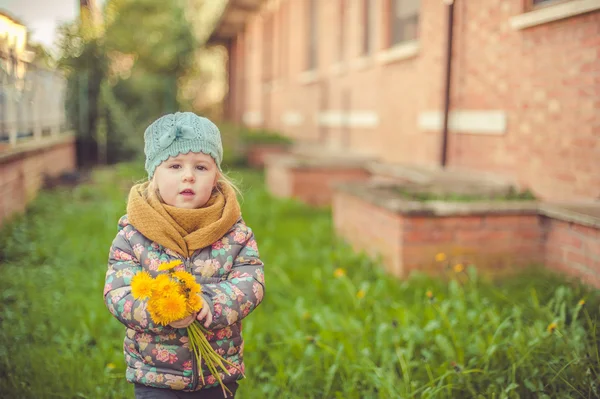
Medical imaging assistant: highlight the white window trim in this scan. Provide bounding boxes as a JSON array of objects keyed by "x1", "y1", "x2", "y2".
[
  {"x1": 330, "y1": 63, "x2": 346, "y2": 76},
  {"x1": 418, "y1": 110, "x2": 508, "y2": 135},
  {"x1": 510, "y1": 0, "x2": 600, "y2": 30},
  {"x1": 376, "y1": 40, "x2": 420, "y2": 65},
  {"x1": 351, "y1": 56, "x2": 371, "y2": 71},
  {"x1": 298, "y1": 69, "x2": 319, "y2": 85}
]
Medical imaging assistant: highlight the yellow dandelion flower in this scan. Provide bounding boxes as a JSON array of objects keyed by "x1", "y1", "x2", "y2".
[
  {"x1": 154, "y1": 274, "x2": 179, "y2": 297},
  {"x1": 187, "y1": 294, "x2": 203, "y2": 313},
  {"x1": 426, "y1": 290, "x2": 434, "y2": 299},
  {"x1": 453, "y1": 263, "x2": 464, "y2": 273},
  {"x1": 131, "y1": 271, "x2": 154, "y2": 300},
  {"x1": 147, "y1": 297, "x2": 164, "y2": 324},
  {"x1": 106, "y1": 363, "x2": 116, "y2": 369},
  {"x1": 173, "y1": 271, "x2": 201, "y2": 295},
  {"x1": 156, "y1": 293, "x2": 188, "y2": 325},
  {"x1": 356, "y1": 290, "x2": 366, "y2": 299},
  {"x1": 547, "y1": 322, "x2": 558, "y2": 333},
  {"x1": 435, "y1": 253, "x2": 447, "y2": 262},
  {"x1": 578, "y1": 299, "x2": 585, "y2": 306},
  {"x1": 158, "y1": 260, "x2": 183, "y2": 271},
  {"x1": 334, "y1": 268, "x2": 346, "y2": 278}
]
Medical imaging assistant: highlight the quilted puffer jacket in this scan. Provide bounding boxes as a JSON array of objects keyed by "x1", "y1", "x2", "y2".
[{"x1": 103, "y1": 215, "x2": 265, "y2": 391}]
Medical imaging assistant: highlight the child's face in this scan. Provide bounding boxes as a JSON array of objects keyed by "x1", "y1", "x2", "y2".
[{"x1": 153, "y1": 152, "x2": 218, "y2": 209}]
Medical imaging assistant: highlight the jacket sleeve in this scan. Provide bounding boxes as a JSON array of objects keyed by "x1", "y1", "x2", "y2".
[
  {"x1": 202, "y1": 224, "x2": 265, "y2": 330},
  {"x1": 103, "y1": 217, "x2": 173, "y2": 334}
]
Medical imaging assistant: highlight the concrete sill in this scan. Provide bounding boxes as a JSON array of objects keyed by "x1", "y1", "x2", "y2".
[
  {"x1": 351, "y1": 56, "x2": 372, "y2": 71},
  {"x1": 298, "y1": 70, "x2": 319, "y2": 85},
  {"x1": 330, "y1": 63, "x2": 346, "y2": 76},
  {"x1": 376, "y1": 41, "x2": 420, "y2": 65},
  {"x1": 510, "y1": 0, "x2": 600, "y2": 30},
  {"x1": 0, "y1": 133, "x2": 75, "y2": 163}
]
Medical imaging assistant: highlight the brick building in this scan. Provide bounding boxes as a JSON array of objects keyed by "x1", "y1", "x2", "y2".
[{"x1": 209, "y1": 0, "x2": 600, "y2": 202}]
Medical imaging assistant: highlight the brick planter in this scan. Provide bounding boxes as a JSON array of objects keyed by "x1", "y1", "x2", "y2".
[
  {"x1": 0, "y1": 135, "x2": 76, "y2": 224},
  {"x1": 333, "y1": 182, "x2": 600, "y2": 287},
  {"x1": 246, "y1": 143, "x2": 290, "y2": 168},
  {"x1": 333, "y1": 182, "x2": 541, "y2": 277},
  {"x1": 265, "y1": 154, "x2": 370, "y2": 206},
  {"x1": 540, "y1": 204, "x2": 600, "y2": 287}
]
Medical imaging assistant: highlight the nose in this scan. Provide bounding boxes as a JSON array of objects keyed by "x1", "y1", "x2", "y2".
[{"x1": 182, "y1": 167, "x2": 195, "y2": 182}]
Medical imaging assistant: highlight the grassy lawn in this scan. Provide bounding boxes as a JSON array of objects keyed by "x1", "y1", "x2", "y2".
[{"x1": 1, "y1": 163, "x2": 599, "y2": 398}]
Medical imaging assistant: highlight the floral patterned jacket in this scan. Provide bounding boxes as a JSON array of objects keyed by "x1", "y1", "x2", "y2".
[{"x1": 103, "y1": 215, "x2": 265, "y2": 391}]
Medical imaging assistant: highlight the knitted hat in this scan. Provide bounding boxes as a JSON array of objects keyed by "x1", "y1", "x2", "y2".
[{"x1": 144, "y1": 112, "x2": 223, "y2": 178}]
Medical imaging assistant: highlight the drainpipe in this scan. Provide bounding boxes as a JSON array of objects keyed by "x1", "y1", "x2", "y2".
[{"x1": 440, "y1": 0, "x2": 455, "y2": 168}]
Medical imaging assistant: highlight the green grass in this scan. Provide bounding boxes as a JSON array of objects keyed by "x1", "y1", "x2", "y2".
[
  {"x1": 1, "y1": 163, "x2": 599, "y2": 398},
  {"x1": 390, "y1": 187, "x2": 536, "y2": 202}
]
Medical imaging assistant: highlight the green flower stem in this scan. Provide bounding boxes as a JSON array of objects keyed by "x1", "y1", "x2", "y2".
[{"x1": 187, "y1": 321, "x2": 244, "y2": 397}]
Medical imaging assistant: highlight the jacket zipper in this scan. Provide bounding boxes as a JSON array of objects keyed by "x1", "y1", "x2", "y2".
[{"x1": 184, "y1": 257, "x2": 200, "y2": 391}]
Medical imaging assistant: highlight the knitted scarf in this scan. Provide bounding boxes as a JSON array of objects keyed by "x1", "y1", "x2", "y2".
[{"x1": 126, "y1": 181, "x2": 241, "y2": 257}]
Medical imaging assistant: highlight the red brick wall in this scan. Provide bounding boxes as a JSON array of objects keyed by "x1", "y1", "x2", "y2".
[
  {"x1": 225, "y1": 0, "x2": 600, "y2": 201},
  {"x1": 402, "y1": 214, "x2": 545, "y2": 276},
  {"x1": 333, "y1": 190, "x2": 404, "y2": 276},
  {"x1": 449, "y1": 2, "x2": 600, "y2": 201},
  {"x1": 0, "y1": 138, "x2": 76, "y2": 224},
  {"x1": 544, "y1": 218, "x2": 600, "y2": 287}
]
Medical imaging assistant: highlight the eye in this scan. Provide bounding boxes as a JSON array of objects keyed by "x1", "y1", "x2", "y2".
[
  {"x1": 169, "y1": 164, "x2": 181, "y2": 169},
  {"x1": 196, "y1": 165, "x2": 207, "y2": 171}
]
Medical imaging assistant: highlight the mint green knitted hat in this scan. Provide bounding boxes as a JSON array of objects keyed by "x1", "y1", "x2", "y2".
[{"x1": 144, "y1": 112, "x2": 223, "y2": 178}]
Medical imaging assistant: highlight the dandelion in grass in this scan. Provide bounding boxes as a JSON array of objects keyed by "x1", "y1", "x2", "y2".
[
  {"x1": 158, "y1": 259, "x2": 182, "y2": 271},
  {"x1": 426, "y1": 290, "x2": 434, "y2": 299},
  {"x1": 131, "y1": 271, "x2": 153, "y2": 299},
  {"x1": 334, "y1": 268, "x2": 346, "y2": 278},
  {"x1": 356, "y1": 289, "x2": 366, "y2": 299},
  {"x1": 547, "y1": 322, "x2": 558, "y2": 333},
  {"x1": 435, "y1": 253, "x2": 446, "y2": 262},
  {"x1": 453, "y1": 263, "x2": 464, "y2": 273},
  {"x1": 578, "y1": 299, "x2": 585, "y2": 306}
]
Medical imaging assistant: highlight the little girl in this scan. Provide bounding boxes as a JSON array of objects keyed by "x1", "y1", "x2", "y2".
[{"x1": 103, "y1": 112, "x2": 265, "y2": 398}]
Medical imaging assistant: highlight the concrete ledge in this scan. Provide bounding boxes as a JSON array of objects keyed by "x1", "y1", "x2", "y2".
[
  {"x1": 336, "y1": 181, "x2": 539, "y2": 217},
  {"x1": 510, "y1": 0, "x2": 600, "y2": 30},
  {"x1": 540, "y1": 203, "x2": 600, "y2": 229},
  {"x1": 0, "y1": 133, "x2": 75, "y2": 163},
  {"x1": 265, "y1": 153, "x2": 371, "y2": 206}
]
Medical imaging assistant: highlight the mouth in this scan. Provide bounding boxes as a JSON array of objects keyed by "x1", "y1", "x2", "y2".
[{"x1": 179, "y1": 189, "x2": 195, "y2": 196}]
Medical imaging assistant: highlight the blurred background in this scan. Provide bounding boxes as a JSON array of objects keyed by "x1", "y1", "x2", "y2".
[{"x1": 0, "y1": 0, "x2": 599, "y2": 398}]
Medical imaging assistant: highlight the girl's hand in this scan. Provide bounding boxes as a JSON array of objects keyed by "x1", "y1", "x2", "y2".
[
  {"x1": 196, "y1": 297, "x2": 213, "y2": 328},
  {"x1": 169, "y1": 313, "x2": 197, "y2": 329}
]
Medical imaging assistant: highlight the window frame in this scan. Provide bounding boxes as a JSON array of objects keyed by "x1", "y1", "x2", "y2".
[
  {"x1": 386, "y1": 0, "x2": 420, "y2": 49},
  {"x1": 527, "y1": 0, "x2": 574, "y2": 11},
  {"x1": 306, "y1": 0, "x2": 318, "y2": 71}
]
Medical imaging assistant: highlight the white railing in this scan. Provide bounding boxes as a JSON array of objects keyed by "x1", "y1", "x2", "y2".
[{"x1": 0, "y1": 62, "x2": 68, "y2": 149}]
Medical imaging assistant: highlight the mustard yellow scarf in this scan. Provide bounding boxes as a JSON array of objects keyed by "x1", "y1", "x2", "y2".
[{"x1": 126, "y1": 181, "x2": 241, "y2": 257}]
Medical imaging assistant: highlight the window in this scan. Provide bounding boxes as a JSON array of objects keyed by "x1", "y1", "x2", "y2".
[
  {"x1": 338, "y1": 0, "x2": 346, "y2": 61},
  {"x1": 307, "y1": 0, "x2": 318, "y2": 70},
  {"x1": 262, "y1": 14, "x2": 274, "y2": 81},
  {"x1": 361, "y1": 0, "x2": 373, "y2": 55},
  {"x1": 388, "y1": 0, "x2": 419, "y2": 47}
]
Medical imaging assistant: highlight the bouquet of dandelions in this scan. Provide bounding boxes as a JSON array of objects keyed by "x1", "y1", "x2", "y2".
[{"x1": 130, "y1": 260, "x2": 241, "y2": 396}]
